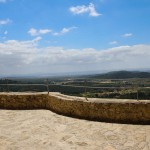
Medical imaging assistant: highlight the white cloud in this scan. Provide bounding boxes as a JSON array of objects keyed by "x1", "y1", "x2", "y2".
[
  {"x1": 53, "y1": 26, "x2": 77, "y2": 36},
  {"x1": 69, "y1": 3, "x2": 101, "y2": 17},
  {"x1": 28, "y1": 28, "x2": 52, "y2": 36},
  {"x1": 70, "y1": 5, "x2": 89, "y2": 14},
  {"x1": 28, "y1": 27, "x2": 77, "y2": 37},
  {"x1": 4, "y1": 31, "x2": 8, "y2": 35},
  {"x1": 122, "y1": 33, "x2": 133, "y2": 37},
  {"x1": 0, "y1": 39, "x2": 150, "y2": 75},
  {"x1": 0, "y1": 0, "x2": 7, "y2": 3},
  {"x1": 88, "y1": 3, "x2": 101, "y2": 17},
  {"x1": 0, "y1": 19, "x2": 11, "y2": 25},
  {"x1": 32, "y1": 36, "x2": 42, "y2": 42},
  {"x1": 39, "y1": 29, "x2": 52, "y2": 34},
  {"x1": 0, "y1": 0, "x2": 12, "y2": 3},
  {"x1": 109, "y1": 41, "x2": 118, "y2": 45},
  {"x1": 28, "y1": 28, "x2": 37, "y2": 36}
]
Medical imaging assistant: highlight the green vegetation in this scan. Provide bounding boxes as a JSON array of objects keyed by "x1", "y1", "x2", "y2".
[
  {"x1": 81, "y1": 88, "x2": 150, "y2": 100},
  {"x1": 0, "y1": 71, "x2": 150, "y2": 100}
]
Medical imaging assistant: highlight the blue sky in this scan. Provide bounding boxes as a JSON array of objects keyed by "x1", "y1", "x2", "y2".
[{"x1": 0, "y1": 0, "x2": 150, "y2": 75}]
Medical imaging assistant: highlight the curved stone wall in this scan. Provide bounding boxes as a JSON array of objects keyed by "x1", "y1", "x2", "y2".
[{"x1": 0, "y1": 92, "x2": 150, "y2": 124}]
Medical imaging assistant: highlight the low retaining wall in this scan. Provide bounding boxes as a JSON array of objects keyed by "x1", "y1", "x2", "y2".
[{"x1": 0, "y1": 92, "x2": 150, "y2": 124}]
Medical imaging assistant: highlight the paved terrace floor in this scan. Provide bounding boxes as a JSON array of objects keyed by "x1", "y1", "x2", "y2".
[{"x1": 0, "y1": 109, "x2": 150, "y2": 150}]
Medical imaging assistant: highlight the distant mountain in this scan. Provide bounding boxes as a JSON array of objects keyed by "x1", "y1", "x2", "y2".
[{"x1": 89, "y1": 71, "x2": 150, "y2": 79}]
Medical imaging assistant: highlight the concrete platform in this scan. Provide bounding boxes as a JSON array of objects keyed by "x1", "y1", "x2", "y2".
[{"x1": 0, "y1": 109, "x2": 150, "y2": 150}]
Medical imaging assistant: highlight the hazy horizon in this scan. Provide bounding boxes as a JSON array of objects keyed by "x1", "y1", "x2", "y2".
[{"x1": 0, "y1": 68, "x2": 150, "y2": 78}]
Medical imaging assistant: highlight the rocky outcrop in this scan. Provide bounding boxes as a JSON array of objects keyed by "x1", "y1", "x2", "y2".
[{"x1": 0, "y1": 92, "x2": 150, "y2": 124}]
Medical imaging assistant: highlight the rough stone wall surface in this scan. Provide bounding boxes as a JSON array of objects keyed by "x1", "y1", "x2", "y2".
[
  {"x1": 0, "y1": 92, "x2": 150, "y2": 124},
  {"x1": 0, "y1": 94, "x2": 48, "y2": 109}
]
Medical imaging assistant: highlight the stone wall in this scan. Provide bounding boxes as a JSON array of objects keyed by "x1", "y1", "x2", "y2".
[
  {"x1": 0, "y1": 92, "x2": 150, "y2": 124},
  {"x1": 0, "y1": 93, "x2": 47, "y2": 109}
]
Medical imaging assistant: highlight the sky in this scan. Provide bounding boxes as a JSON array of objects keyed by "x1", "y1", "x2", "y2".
[{"x1": 0, "y1": 0, "x2": 150, "y2": 76}]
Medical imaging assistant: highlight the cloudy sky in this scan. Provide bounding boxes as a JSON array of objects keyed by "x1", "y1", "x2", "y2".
[{"x1": 0, "y1": 0, "x2": 150, "y2": 75}]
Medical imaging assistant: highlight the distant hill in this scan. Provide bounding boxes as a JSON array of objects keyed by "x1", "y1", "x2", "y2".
[{"x1": 89, "y1": 71, "x2": 150, "y2": 79}]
